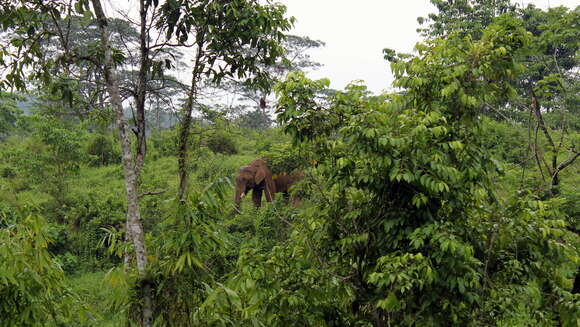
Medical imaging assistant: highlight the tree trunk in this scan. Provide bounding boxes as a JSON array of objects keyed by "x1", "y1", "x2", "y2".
[
  {"x1": 90, "y1": 1, "x2": 153, "y2": 326},
  {"x1": 134, "y1": 0, "x2": 150, "y2": 177},
  {"x1": 259, "y1": 95, "x2": 269, "y2": 128},
  {"x1": 177, "y1": 41, "x2": 204, "y2": 201},
  {"x1": 177, "y1": 102, "x2": 193, "y2": 201},
  {"x1": 531, "y1": 92, "x2": 558, "y2": 193},
  {"x1": 156, "y1": 97, "x2": 161, "y2": 132}
]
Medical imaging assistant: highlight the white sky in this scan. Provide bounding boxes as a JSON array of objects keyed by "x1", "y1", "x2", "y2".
[
  {"x1": 280, "y1": 0, "x2": 580, "y2": 94},
  {"x1": 104, "y1": 0, "x2": 579, "y2": 96}
]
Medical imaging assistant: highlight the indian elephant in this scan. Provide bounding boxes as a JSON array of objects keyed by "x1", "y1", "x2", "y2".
[
  {"x1": 234, "y1": 158, "x2": 276, "y2": 211},
  {"x1": 273, "y1": 170, "x2": 305, "y2": 205}
]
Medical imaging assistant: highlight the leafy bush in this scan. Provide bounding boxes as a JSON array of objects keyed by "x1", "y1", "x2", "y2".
[
  {"x1": 67, "y1": 272, "x2": 124, "y2": 326},
  {"x1": 268, "y1": 17, "x2": 579, "y2": 326},
  {"x1": 226, "y1": 197, "x2": 295, "y2": 251},
  {"x1": 236, "y1": 108, "x2": 272, "y2": 130},
  {"x1": 99, "y1": 178, "x2": 232, "y2": 327},
  {"x1": 262, "y1": 142, "x2": 309, "y2": 174},
  {"x1": 149, "y1": 129, "x2": 178, "y2": 158},
  {"x1": 87, "y1": 134, "x2": 119, "y2": 166},
  {"x1": 46, "y1": 222, "x2": 70, "y2": 254},
  {"x1": 61, "y1": 191, "x2": 125, "y2": 270},
  {"x1": 481, "y1": 118, "x2": 529, "y2": 165},
  {"x1": 0, "y1": 213, "x2": 81, "y2": 325},
  {"x1": 0, "y1": 92, "x2": 23, "y2": 140},
  {"x1": 205, "y1": 132, "x2": 238, "y2": 155},
  {"x1": 56, "y1": 252, "x2": 80, "y2": 274},
  {"x1": 5, "y1": 117, "x2": 86, "y2": 205},
  {"x1": 190, "y1": 149, "x2": 253, "y2": 184}
]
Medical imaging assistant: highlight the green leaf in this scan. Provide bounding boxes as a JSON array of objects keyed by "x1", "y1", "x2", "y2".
[{"x1": 377, "y1": 293, "x2": 400, "y2": 310}]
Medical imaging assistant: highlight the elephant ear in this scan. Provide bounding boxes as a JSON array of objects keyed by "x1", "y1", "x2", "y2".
[{"x1": 255, "y1": 168, "x2": 266, "y2": 184}]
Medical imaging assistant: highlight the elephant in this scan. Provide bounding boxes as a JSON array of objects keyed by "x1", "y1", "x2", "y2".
[
  {"x1": 234, "y1": 158, "x2": 276, "y2": 211},
  {"x1": 273, "y1": 170, "x2": 305, "y2": 205}
]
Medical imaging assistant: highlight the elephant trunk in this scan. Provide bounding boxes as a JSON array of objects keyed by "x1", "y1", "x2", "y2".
[{"x1": 234, "y1": 183, "x2": 245, "y2": 212}]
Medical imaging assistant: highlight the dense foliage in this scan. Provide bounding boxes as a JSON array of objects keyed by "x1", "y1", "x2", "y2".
[
  {"x1": 0, "y1": 210, "x2": 82, "y2": 326},
  {"x1": 269, "y1": 15, "x2": 578, "y2": 326}
]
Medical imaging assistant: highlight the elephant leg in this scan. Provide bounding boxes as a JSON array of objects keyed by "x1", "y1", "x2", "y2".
[{"x1": 252, "y1": 188, "x2": 263, "y2": 207}]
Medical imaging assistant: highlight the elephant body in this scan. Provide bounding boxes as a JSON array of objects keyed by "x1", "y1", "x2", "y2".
[
  {"x1": 273, "y1": 171, "x2": 304, "y2": 205},
  {"x1": 234, "y1": 158, "x2": 276, "y2": 210}
]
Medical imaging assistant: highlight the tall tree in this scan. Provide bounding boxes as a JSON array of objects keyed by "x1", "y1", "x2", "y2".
[
  {"x1": 418, "y1": 0, "x2": 580, "y2": 299},
  {"x1": 517, "y1": 5, "x2": 579, "y2": 194},
  {"x1": 84, "y1": 0, "x2": 201, "y2": 323},
  {"x1": 39, "y1": 16, "x2": 141, "y2": 120},
  {"x1": 0, "y1": 0, "x2": 179, "y2": 324},
  {"x1": 418, "y1": 2, "x2": 580, "y2": 194},
  {"x1": 156, "y1": 0, "x2": 294, "y2": 200},
  {"x1": 220, "y1": 34, "x2": 325, "y2": 126},
  {"x1": 417, "y1": 0, "x2": 517, "y2": 39},
  {"x1": 88, "y1": 0, "x2": 154, "y2": 325}
]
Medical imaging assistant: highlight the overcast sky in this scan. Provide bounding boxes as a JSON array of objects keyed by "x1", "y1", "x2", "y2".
[
  {"x1": 106, "y1": 0, "x2": 579, "y2": 95},
  {"x1": 280, "y1": 0, "x2": 579, "y2": 94}
]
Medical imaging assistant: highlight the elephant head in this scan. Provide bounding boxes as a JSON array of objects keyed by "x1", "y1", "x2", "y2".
[{"x1": 234, "y1": 158, "x2": 276, "y2": 211}]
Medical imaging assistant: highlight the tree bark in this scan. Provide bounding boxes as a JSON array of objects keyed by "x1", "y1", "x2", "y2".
[
  {"x1": 134, "y1": 0, "x2": 150, "y2": 177},
  {"x1": 90, "y1": 1, "x2": 153, "y2": 326},
  {"x1": 531, "y1": 92, "x2": 558, "y2": 190},
  {"x1": 177, "y1": 40, "x2": 204, "y2": 201}
]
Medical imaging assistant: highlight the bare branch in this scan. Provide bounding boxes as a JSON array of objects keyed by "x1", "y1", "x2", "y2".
[
  {"x1": 138, "y1": 190, "x2": 167, "y2": 198},
  {"x1": 551, "y1": 151, "x2": 580, "y2": 187}
]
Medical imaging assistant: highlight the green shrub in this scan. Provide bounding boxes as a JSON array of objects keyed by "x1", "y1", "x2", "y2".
[
  {"x1": 236, "y1": 108, "x2": 272, "y2": 130},
  {"x1": 205, "y1": 132, "x2": 238, "y2": 155},
  {"x1": 150, "y1": 129, "x2": 178, "y2": 158},
  {"x1": 67, "y1": 272, "x2": 124, "y2": 326},
  {"x1": 61, "y1": 191, "x2": 125, "y2": 270},
  {"x1": 262, "y1": 143, "x2": 309, "y2": 174},
  {"x1": 191, "y1": 150, "x2": 251, "y2": 184},
  {"x1": 481, "y1": 118, "x2": 528, "y2": 165},
  {"x1": 46, "y1": 222, "x2": 70, "y2": 255},
  {"x1": 87, "y1": 134, "x2": 119, "y2": 166},
  {"x1": 0, "y1": 92, "x2": 23, "y2": 140},
  {"x1": 0, "y1": 213, "x2": 80, "y2": 325},
  {"x1": 56, "y1": 252, "x2": 80, "y2": 274}
]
